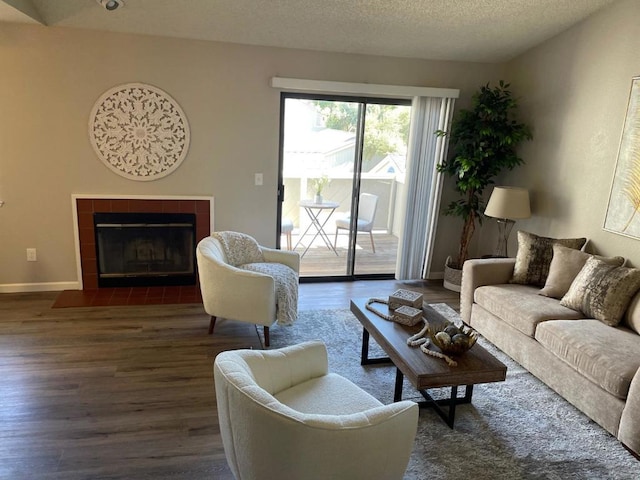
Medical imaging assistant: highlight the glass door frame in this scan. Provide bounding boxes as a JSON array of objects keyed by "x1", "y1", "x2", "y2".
[{"x1": 277, "y1": 92, "x2": 411, "y2": 283}]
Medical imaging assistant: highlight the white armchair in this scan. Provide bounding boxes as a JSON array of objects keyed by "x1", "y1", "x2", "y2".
[
  {"x1": 214, "y1": 341, "x2": 418, "y2": 480},
  {"x1": 196, "y1": 234, "x2": 300, "y2": 347}
]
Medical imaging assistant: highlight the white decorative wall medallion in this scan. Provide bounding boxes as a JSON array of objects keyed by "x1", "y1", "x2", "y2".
[{"x1": 89, "y1": 83, "x2": 190, "y2": 181}]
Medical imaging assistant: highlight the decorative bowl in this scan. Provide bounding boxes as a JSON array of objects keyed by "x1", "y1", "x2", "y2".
[{"x1": 428, "y1": 322, "x2": 478, "y2": 355}]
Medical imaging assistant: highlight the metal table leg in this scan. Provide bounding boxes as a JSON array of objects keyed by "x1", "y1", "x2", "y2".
[
  {"x1": 360, "y1": 327, "x2": 391, "y2": 366},
  {"x1": 293, "y1": 206, "x2": 339, "y2": 257},
  {"x1": 417, "y1": 384, "x2": 474, "y2": 428},
  {"x1": 392, "y1": 368, "x2": 473, "y2": 428}
]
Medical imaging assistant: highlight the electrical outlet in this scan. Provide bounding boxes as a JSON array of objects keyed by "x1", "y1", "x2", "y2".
[
  {"x1": 26, "y1": 248, "x2": 37, "y2": 262},
  {"x1": 254, "y1": 173, "x2": 263, "y2": 186}
]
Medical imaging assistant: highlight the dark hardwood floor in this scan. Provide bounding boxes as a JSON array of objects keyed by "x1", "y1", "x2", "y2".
[{"x1": 0, "y1": 280, "x2": 459, "y2": 479}]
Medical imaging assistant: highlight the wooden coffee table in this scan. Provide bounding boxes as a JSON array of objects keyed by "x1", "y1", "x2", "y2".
[{"x1": 350, "y1": 297, "x2": 507, "y2": 428}]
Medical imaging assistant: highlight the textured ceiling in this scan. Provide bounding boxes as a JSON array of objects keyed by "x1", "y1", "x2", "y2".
[{"x1": 1, "y1": 0, "x2": 617, "y2": 62}]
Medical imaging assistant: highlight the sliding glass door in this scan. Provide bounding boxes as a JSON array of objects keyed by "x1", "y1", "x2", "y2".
[{"x1": 278, "y1": 93, "x2": 411, "y2": 280}]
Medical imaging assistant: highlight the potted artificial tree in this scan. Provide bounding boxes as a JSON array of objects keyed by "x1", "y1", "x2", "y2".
[{"x1": 436, "y1": 81, "x2": 532, "y2": 291}]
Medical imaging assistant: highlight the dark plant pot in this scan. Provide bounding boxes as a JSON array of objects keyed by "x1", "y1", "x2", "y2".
[{"x1": 443, "y1": 256, "x2": 462, "y2": 292}]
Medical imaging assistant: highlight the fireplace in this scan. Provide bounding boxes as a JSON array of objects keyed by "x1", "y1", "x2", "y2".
[
  {"x1": 74, "y1": 196, "x2": 213, "y2": 290},
  {"x1": 94, "y1": 212, "x2": 196, "y2": 287}
]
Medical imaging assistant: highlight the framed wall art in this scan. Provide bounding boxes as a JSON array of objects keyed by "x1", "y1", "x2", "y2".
[
  {"x1": 89, "y1": 83, "x2": 190, "y2": 181},
  {"x1": 604, "y1": 76, "x2": 640, "y2": 239}
]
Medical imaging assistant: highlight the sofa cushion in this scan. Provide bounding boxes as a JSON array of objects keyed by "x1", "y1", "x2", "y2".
[
  {"x1": 535, "y1": 319, "x2": 640, "y2": 399},
  {"x1": 560, "y1": 257, "x2": 640, "y2": 327},
  {"x1": 510, "y1": 231, "x2": 587, "y2": 287},
  {"x1": 474, "y1": 284, "x2": 584, "y2": 337},
  {"x1": 538, "y1": 244, "x2": 625, "y2": 299}
]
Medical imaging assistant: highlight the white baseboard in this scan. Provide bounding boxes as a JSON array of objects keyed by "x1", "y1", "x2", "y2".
[{"x1": 0, "y1": 281, "x2": 79, "y2": 294}]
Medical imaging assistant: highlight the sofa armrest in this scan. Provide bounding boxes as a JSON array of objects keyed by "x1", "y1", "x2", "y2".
[
  {"x1": 618, "y1": 367, "x2": 640, "y2": 455},
  {"x1": 460, "y1": 258, "x2": 516, "y2": 325}
]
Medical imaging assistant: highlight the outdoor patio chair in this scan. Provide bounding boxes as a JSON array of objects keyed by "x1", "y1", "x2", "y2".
[{"x1": 334, "y1": 192, "x2": 379, "y2": 253}]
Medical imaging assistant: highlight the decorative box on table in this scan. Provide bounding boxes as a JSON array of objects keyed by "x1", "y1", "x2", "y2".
[
  {"x1": 392, "y1": 305, "x2": 423, "y2": 326},
  {"x1": 388, "y1": 289, "x2": 423, "y2": 311}
]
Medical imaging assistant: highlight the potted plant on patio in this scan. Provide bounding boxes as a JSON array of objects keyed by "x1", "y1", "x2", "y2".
[
  {"x1": 310, "y1": 175, "x2": 330, "y2": 204},
  {"x1": 436, "y1": 81, "x2": 532, "y2": 291}
]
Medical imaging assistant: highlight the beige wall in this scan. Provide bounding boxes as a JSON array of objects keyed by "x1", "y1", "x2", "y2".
[
  {"x1": 0, "y1": 23, "x2": 503, "y2": 289},
  {"x1": 478, "y1": 0, "x2": 640, "y2": 266}
]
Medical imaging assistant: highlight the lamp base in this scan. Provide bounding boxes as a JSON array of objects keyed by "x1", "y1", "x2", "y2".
[{"x1": 494, "y1": 219, "x2": 515, "y2": 257}]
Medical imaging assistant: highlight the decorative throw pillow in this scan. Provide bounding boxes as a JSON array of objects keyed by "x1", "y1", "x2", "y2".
[
  {"x1": 538, "y1": 244, "x2": 625, "y2": 299},
  {"x1": 510, "y1": 231, "x2": 587, "y2": 286},
  {"x1": 560, "y1": 257, "x2": 640, "y2": 326}
]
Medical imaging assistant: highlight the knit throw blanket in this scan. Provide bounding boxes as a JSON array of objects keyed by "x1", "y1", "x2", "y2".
[
  {"x1": 240, "y1": 263, "x2": 298, "y2": 326},
  {"x1": 212, "y1": 231, "x2": 264, "y2": 267},
  {"x1": 212, "y1": 231, "x2": 298, "y2": 326}
]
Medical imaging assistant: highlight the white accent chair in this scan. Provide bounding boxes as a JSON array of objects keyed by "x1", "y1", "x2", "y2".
[
  {"x1": 334, "y1": 192, "x2": 379, "y2": 253},
  {"x1": 196, "y1": 235, "x2": 300, "y2": 347},
  {"x1": 214, "y1": 341, "x2": 418, "y2": 480}
]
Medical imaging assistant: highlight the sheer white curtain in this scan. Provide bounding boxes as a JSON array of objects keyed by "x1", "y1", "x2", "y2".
[{"x1": 396, "y1": 96, "x2": 455, "y2": 280}]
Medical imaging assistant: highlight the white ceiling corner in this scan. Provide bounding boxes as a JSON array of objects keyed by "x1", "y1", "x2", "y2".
[{"x1": 0, "y1": 0, "x2": 44, "y2": 24}]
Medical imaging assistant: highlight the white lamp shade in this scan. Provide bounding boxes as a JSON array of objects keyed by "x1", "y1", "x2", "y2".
[{"x1": 484, "y1": 186, "x2": 531, "y2": 220}]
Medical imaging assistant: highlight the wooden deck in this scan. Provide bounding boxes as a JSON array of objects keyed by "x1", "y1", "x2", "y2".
[{"x1": 287, "y1": 230, "x2": 399, "y2": 277}]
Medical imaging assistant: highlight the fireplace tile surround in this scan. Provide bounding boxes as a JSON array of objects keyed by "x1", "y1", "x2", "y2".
[{"x1": 74, "y1": 196, "x2": 213, "y2": 290}]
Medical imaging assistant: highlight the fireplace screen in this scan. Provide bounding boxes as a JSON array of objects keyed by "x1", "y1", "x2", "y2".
[{"x1": 94, "y1": 212, "x2": 196, "y2": 287}]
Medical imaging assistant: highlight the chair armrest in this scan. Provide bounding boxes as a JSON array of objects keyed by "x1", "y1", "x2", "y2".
[
  {"x1": 460, "y1": 258, "x2": 516, "y2": 325},
  {"x1": 262, "y1": 246, "x2": 300, "y2": 273},
  {"x1": 619, "y1": 367, "x2": 640, "y2": 455}
]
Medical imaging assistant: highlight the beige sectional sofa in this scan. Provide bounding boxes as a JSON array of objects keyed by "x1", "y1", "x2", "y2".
[{"x1": 461, "y1": 256, "x2": 640, "y2": 456}]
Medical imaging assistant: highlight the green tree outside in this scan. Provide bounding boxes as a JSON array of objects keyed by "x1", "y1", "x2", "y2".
[{"x1": 311, "y1": 101, "x2": 410, "y2": 171}]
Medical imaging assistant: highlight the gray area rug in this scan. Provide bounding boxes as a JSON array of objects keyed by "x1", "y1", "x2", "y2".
[{"x1": 260, "y1": 305, "x2": 640, "y2": 479}]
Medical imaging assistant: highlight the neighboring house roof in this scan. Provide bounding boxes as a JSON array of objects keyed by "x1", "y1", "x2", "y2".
[
  {"x1": 285, "y1": 128, "x2": 355, "y2": 154},
  {"x1": 369, "y1": 153, "x2": 406, "y2": 175}
]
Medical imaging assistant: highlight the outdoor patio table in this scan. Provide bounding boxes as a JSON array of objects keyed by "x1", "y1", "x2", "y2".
[{"x1": 294, "y1": 200, "x2": 340, "y2": 257}]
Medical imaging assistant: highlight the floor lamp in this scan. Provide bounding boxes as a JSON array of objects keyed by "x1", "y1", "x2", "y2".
[{"x1": 484, "y1": 186, "x2": 530, "y2": 257}]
